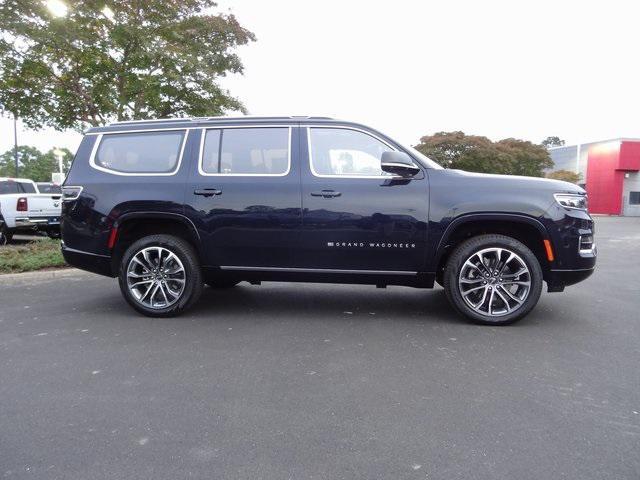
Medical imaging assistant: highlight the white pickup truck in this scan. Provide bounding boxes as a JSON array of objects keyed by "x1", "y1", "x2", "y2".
[{"x1": 0, "y1": 177, "x2": 62, "y2": 245}]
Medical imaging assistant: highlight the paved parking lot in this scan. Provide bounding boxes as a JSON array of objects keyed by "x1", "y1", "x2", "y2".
[{"x1": 1, "y1": 216, "x2": 639, "y2": 479}]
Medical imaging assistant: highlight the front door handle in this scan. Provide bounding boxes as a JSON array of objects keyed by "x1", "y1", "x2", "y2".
[
  {"x1": 311, "y1": 190, "x2": 342, "y2": 198},
  {"x1": 194, "y1": 188, "x2": 222, "y2": 197}
]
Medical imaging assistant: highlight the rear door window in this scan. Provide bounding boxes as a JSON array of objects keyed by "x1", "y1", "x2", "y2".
[
  {"x1": 93, "y1": 130, "x2": 186, "y2": 174},
  {"x1": 200, "y1": 127, "x2": 290, "y2": 175}
]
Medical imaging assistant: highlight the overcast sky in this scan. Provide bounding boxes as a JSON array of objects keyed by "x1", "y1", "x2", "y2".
[{"x1": 1, "y1": 0, "x2": 638, "y2": 155}]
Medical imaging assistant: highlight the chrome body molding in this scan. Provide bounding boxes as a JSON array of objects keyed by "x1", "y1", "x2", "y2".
[
  {"x1": 62, "y1": 245, "x2": 111, "y2": 258},
  {"x1": 219, "y1": 266, "x2": 418, "y2": 275}
]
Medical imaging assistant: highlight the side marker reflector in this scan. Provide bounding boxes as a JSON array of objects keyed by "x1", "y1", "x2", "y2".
[
  {"x1": 543, "y1": 239, "x2": 554, "y2": 262},
  {"x1": 107, "y1": 227, "x2": 118, "y2": 249}
]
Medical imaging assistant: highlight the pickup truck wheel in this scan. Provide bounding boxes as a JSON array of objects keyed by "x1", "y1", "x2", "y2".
[
  {"x1": 443, "y1": 234, "x2": 543, "y2": 325},
  {"x1": 118, "y1": 234, "x2": 203, "y2": 317},
  {"x1": 0, "y1": 225, "x2": 12, "y2": 245}
]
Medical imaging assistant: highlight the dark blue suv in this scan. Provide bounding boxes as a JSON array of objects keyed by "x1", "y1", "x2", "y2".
[{"x1": 61, "y1": 116, "x2": 596, "y2": 324}]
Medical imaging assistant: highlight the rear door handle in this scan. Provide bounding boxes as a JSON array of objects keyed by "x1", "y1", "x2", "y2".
[
  {"x1": 311, "y1": 190, "x2": 341, "y2": 198},
  {"x1": 194, "y1": 188, "x2": 222, "y2": 197}
]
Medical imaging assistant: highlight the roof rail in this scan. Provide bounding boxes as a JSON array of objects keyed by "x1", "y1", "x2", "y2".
[
  {"x1": 109, "y1": 115, "x2": 333, "y2": 125},
  {"x1": 204, "y1": 115, "x2": 333, "y2": 121},
  {"x1": 109, "y1": 115, "x2": 334, "y2": 126},
  {"x1": 109, "y1": 118, "x2": 194, "y2": 126}
]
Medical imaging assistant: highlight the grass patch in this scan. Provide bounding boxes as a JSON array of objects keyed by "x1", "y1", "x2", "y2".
[{"x1": 0, "y1": 238, "x2": 67, "y2": 274}]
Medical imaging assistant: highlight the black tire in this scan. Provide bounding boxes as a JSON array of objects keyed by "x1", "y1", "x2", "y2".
[
  {"x1": 118, "y1": 234, "x2": 203, "y2": 317},
  {"x1": 0, "y1": 225, "x2": 12, "y2": 246},
  {"x1": 206, "y1": 279, "x2": 241, "y2": 289},
  {"x1": 443, "y1": 234, "x2": 543, "y2": 325}
]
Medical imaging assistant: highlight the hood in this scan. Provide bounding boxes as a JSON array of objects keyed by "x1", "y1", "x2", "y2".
[{"x1": 439, "y1": 169, "x2": 586, "y2": 195}]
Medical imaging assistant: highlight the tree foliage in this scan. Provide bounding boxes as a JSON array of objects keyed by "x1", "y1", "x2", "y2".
[
  {"x1": 0, "y1": 145, "x2": 73, "y2": 181},
  {"x1": 547, "y1": 169, "x2": 582, "y2": 184},
  {"x1": 414, "y1": 131, "x2": 554, "y2": 177},
  {"x1": 0, "y1": 0, "x2": 255, "y2": 130},
  {"x1": 542, "y1": 136, "x2": 565, "y2": 148}
]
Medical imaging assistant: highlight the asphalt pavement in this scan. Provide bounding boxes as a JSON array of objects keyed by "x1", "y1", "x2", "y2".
[{"x1": 1, "y1": 216, "x2": 639, "y2": 480}]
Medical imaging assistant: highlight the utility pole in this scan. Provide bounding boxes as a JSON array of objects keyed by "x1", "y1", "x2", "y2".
[{"x1": 13, "y1": 115, "x2": 19, "y2": 177}]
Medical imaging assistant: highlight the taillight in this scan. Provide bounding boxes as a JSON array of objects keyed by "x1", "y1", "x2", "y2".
[{"x1": 16, "y1": 197, "x2": 28, "y2": 212}]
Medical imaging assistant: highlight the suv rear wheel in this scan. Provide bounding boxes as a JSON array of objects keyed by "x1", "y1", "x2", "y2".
[
  {"x1": 118, "y1": 234, "x2": 203, "y2": 317},
  {"x1": 443, "y1": 234, "x2": 543, "y2": 325}
]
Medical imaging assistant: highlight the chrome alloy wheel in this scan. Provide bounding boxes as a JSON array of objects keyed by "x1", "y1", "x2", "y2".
[
  {"x1": 126, "y1": 247, "x2": 186, "y2": 309},
  {"x1": 458, "y1": 247, "x2": 531, "y2": 317}
]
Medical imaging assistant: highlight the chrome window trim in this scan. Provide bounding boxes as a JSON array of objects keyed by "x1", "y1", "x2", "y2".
[
  {"x1": 305, "y1": 125, "x2": 409, "y2": 179},
  {"x1": 197, "y1": 125, "x2": 292, "y2": 177},
  {"x1": 89, "y1": 128, "x2": 189, "y2": 177}
]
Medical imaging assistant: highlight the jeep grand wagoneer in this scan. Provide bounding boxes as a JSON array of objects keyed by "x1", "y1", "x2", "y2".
[{"x1": 61, "y1": 116, "x2": 595, "y2": 324}]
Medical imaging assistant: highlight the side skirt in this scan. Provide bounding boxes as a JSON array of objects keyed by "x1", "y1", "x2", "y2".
[{"x1": 202, "y1": 266, "x2": 435, "y2": 288}]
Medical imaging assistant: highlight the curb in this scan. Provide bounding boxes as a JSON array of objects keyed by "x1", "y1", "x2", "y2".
[{"x1": 0, "y1": 268, "x2": 85, "y2": 282}]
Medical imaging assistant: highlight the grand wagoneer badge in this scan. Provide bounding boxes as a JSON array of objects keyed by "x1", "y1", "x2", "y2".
[{"x1": 327, "y1": 242, "x2": 416, "y2": 249}]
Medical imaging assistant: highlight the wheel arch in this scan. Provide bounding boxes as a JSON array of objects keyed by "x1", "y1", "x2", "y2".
[
  {"x1": 434, "y1": 213, "x2": 553, "y2": 284},
  {"x1": 109, "y1": 212, "x2": 201, "y2": 274}
]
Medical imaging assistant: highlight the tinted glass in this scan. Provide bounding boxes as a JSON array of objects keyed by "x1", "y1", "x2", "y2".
[
  {"x1": 37, "y1": 183, "x2": 62, "y2": 194},
  {"x1": 201, "y1": 128, "x2": 289, "y2": 175},
  {"x1": 309, "y1": 128, "x2": 391, "y2": 176},
  {"x1": 0, "y1": 181, "x2": 36, "y2": 194},
  {"x1": 630, "y1": 192, "x2": 640, "y2": 205},
  {"x1": 95, "y1": 130, "x2": 185, "y2": 173}
]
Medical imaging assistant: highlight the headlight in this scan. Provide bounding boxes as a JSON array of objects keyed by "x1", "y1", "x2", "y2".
[{"x1": 554, "y1": 193, "x2": 588, "y2": 211}]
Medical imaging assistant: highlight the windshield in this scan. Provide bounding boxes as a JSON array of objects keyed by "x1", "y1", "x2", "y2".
[{"x1": 403, "y1": 145, "x2": 443, "y2": 170}]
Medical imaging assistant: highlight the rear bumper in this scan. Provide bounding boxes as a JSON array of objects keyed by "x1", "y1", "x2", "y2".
[
  {"x1": 61, "y1": 243, "x2": 114, "y2": 277},
  {"x1": 14, "y1": 216, "x2": 61, "y2": 230}
]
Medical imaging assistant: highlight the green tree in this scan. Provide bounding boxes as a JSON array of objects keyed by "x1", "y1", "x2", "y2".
[
  {"x1": 542, "y1": 136, "x2": 565, "y2": 148},
  {"x1": 0, "y1": 0, "x2": 255, "y2": 130},
  {"x1": 414, "y1": 131, "x2": 553, "y2": 177},
  {"x1": 547, "y1": 169, "x2": 582, "y2": 184},
  {"x1": 496, "y1": 138, "x2": 554, "y2": 177},
  {"x1": 0, "y1": 146, "x2": 73, "y2": 181}
]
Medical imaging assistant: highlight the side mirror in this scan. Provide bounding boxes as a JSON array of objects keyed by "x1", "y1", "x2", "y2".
[{"x1": 381, "y1": 151, "x2": 421, "y2": 177}]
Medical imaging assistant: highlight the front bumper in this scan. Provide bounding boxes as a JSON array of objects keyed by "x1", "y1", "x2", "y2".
[
  {"x1": 544, "y1": 206, "x2": 597, "y2": 291},
  {"x1": 546, "y1": 267, "x2": 595, "y2": 292}
]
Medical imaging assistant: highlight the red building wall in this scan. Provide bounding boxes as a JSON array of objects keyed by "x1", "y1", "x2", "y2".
[{"x1": 586, "y1": 141, "x2": 640, "y2": 215}]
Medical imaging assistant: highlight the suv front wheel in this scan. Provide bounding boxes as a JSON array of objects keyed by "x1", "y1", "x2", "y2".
[
  {"x1": 443, "y1": 234, "x2": 543, "y2": 325},
  {"x1": 118, "y1": 234, "x2": 203, "y2": 317}
]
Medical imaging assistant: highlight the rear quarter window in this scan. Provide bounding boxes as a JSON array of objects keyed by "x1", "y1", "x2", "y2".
[{"x1": 93, "y1": 130, "x2": 186, "y2": 174}]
